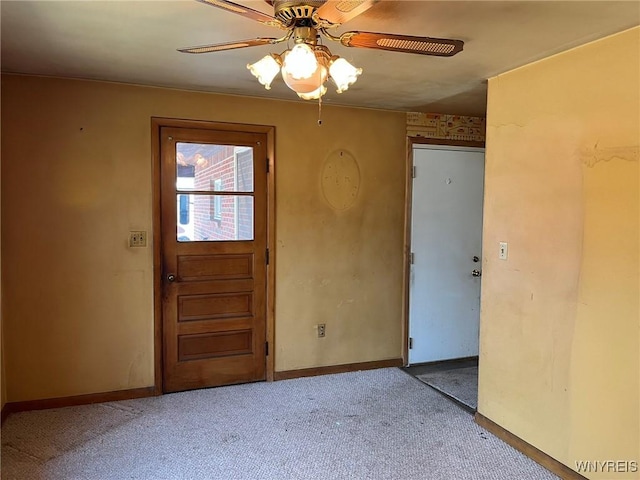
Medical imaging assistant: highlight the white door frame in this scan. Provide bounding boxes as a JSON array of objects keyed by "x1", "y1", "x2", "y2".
[{"x1": 401, "y1": 137, "x2": 485, "y2": 365}]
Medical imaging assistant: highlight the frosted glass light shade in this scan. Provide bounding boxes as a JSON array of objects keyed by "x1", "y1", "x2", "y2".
[
  {"x1": 282, "y1": 43, "x2": 318, "y2": 79},
  {"x1": 283, "y1": 64, "x2": 327, "y2": 94},
  {"x1": 247, "y1": 54, "x2": 281, "y2": 90},
  {"x1": 329, "y1": 58, "x2": 362, "y2": 93},
  {"x1": 297, "y1": 84, "x2": 327, "y2": 100}
]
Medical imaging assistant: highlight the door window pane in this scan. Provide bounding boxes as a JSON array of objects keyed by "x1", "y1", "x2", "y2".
[
  {"x1": 176, "y1": 143, "x2": 253, "y2": 192},
  {"x1": 177, "y1": 195, "x2": 253, "y2": 242}
]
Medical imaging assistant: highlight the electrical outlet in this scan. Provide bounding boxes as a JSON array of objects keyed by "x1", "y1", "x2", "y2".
[
  {"x1": 129, "y1": 231, "x2": 147, "y2": 247},
  {"x1": 317, "y1": 324, "x2": 326, "y2": 338}
]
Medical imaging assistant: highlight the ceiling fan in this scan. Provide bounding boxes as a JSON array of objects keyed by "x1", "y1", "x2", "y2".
[{"x1": 179, "y1": 0, "x2": 464, "y2": 101}]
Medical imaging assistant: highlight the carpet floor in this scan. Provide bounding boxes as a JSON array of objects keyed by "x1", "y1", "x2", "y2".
[
  {"x1": 1, "y1": 368, "x2": 557, "y2": 480},
  {"x1": 416, "y1": 366, "x2": 479, "y2": 411}
]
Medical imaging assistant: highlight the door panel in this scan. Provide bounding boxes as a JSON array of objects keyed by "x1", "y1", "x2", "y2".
[
  {"x1": 177, "y1": 254, "x2": 254, "y2": 282},
  {"x1": 161, "y1": 126, "x2": 267, "y2": 392},
  {"x1": 408, "y1": 146, "x2": 484, "y2": 364}
]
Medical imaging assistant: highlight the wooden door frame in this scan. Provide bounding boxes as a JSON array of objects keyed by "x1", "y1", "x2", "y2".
[
  {"x1": 151, "y1": 117, "x2": 276, "y2": 394},
  {"x1": 401, "y1": 137, "x2": 485, "y2": 365}
]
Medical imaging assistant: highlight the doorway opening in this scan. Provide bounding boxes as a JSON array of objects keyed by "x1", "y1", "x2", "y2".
[{"x1": 403, "y1": 138, "x2": 485, "y2": 411}]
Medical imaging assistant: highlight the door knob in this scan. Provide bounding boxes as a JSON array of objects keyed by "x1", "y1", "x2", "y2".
[
  {"x1": 167, "y1": 274, "x2": 176, "y2": 282},
  {"x1": 473, "y1": 256, "x2": 480, "y2": 263},
  {"x1": 471, "y1": 269, "x2": 482, "y2": 277}
]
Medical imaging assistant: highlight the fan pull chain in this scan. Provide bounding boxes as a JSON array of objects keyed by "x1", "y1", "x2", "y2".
[{"x1": 317, "y1": 94, "x2": 323, "y2": 126}]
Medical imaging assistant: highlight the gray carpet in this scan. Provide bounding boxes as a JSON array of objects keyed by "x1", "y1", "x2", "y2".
[
  {"x1": 1, "y1": 368, "x2": 557, "y2": 480},
  {"x1": 416, "y1": 366, "x2": 479, "y2": 410}
]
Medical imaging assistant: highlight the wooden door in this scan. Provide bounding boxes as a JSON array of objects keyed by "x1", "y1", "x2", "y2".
[
  {"x1": 160, "y1": 126, "x2": 268, "y2": 393},
  {"x1": 408, "y1": 145, "x2": 485, "y2": 364}
]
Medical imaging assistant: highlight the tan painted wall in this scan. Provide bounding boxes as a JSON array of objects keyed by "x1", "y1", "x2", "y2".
[
  {"x1": 479, "y1": 27, "x2": 639, "y2": 479},
  {"x1": 1, "y1": 75, "x2": 406, "y2": 402}
]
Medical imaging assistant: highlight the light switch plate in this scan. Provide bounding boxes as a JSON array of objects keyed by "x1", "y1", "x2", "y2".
[
  {"x1": 129, "y1": 231, "x2": 147, "y2": 247},
  {"x1": 499, "y1": 242, "x2": 508, "y2": 260}
]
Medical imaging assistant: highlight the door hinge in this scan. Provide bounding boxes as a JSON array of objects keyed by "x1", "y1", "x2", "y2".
[
  {"x1": 409, "y1": 337, "x2": 414, "y2": 349},
  {"x1": 265, "y1": 341, "x2": 269, "y2": 356},
  {"x1": 266, "y1": 248, "x2": 270, "y2": 265},
  {"x1": 412, "y1": 165, "x2": 416, "y2": 178},
  {"x1": 410, "y1": 252, "x2": 415, "y2": 265},
  {"x1": 266, "y1": 158, "x2": 270, "y2": 173}
]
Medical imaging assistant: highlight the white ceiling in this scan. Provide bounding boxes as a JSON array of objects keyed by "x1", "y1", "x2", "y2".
[{"x1": 1, "y1": 1, "x2": 638, "y2": 116}]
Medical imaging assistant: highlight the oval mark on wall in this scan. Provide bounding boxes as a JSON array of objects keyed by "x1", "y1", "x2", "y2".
[{"x1": 321, "y1": 150, "x2": 361, "y2": 211}]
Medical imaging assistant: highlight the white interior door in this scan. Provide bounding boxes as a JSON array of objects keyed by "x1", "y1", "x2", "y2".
[{"x1": 408, "y1": 145, "x2": 485, "y2": 364}]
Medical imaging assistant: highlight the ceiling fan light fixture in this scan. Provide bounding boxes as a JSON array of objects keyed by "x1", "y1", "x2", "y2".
[
  {"x1": 328, "y1": 57, "x2": 362, "y2": 93},
  {"x1": 282, "y1": 43, "x2": 318, "y2": 80},
  {"x1": 283, "y1": 63, "x2": 327, "y2": 94},
  {"x1": 247, "y1": 53, "x2": 282, "y2": 90}
]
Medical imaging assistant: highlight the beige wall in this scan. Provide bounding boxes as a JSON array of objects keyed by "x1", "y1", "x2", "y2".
[
  {"x1": 1, "y1": 75, "x2": 406, "y2": 402},
  {"x1": 479, "y1": 27, "x2": 639, "y2": 479}
]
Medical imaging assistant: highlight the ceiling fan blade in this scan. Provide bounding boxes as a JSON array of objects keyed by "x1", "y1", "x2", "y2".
[
  {"x1": 178, "y1": 37, "x2": 280, "y2": 54},
  {"x1": 315, "y1": 0, "x2": 379, "y2": 26},
  {"x1": 340, "y1": 31, "x2": 464, "y2": 57},
  {"x1": 195, "y1": 0, "x2": 285, "y2": 29}
]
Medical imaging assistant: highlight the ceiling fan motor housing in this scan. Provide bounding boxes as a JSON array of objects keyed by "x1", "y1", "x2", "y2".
[
  {"x1": 293, "y1": 26, "x2": 318, "y2": 45},
  {"x1": 271, "y1": 0, "x2": 325, "y2": 26}
]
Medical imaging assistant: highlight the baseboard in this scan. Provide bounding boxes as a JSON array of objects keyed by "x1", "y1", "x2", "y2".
[
  {"x1": 1, "y1": 386, "x2": 157, "y2": 423},
  {"x1": 475, "y1": 412, "x2": 587, "y2": 480},
  {"x1": 273, "y1": 358, "x2": 403, "y2": 381}
]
